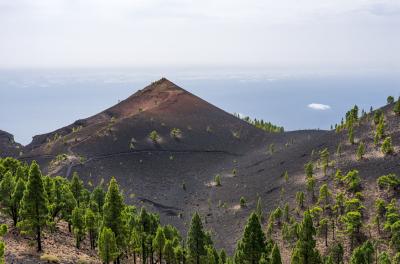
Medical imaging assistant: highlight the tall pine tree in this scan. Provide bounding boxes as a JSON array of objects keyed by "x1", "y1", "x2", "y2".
[
  {"x1": 98, "y1": 227, "x2": 119, "y2": 264},
  {"x1": 271, "y1": 244, "x2": 282, "y2": 264},
  {"x1": 291, "y1": 211, "x2": 321, "y2": 264},
  {"x1": 153, "y1": 226, "x2": 166, "y2": 263},
  {"x1": 17, "y1": 161, "x2": 48, "y2": 252},
  {"x1": 187, "y1": 212, "x2": 207, "y2": 264},
  {"x1": 70, "y1": 172, "x2": 83, "y2": 206},
  {"x1": 234, "y1": 212, "x2": 266, "y2": 264},
  {"x1": 102, "y1": 177, "x2": 125, "y2": 263},
  {"x1": 72, "y1": 206, "x2": 86, "y2": 249}
]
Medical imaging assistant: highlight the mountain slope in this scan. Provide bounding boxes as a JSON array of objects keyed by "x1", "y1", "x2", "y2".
[
  {"x1": 0, "y1": 130, "x2": 22, "y2": 158},
  {"x1": 4, "y1": 79, "x2": 399, "y2": 258}
]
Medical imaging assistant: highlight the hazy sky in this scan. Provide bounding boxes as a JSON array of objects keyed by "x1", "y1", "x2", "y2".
[{"x1": 1, "y1": 0, "x2": 400, "y2": 70}]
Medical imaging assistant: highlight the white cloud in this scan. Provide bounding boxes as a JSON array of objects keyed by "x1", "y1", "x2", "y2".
[
  {"x1": 0, "y1": 0, "x2": 399, "y2": 69},
  {"x1": 308, "y1": 103, "x2": 331, "y2": 111}
]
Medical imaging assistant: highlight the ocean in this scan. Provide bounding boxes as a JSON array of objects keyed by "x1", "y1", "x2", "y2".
[{"x1": 0, "y1": 68, "x2": 399, "y2": 145}]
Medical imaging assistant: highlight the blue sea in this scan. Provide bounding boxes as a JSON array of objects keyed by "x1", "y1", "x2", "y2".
[{"x1": 0, "y1": 68, "x2": 399, "y2": 145}]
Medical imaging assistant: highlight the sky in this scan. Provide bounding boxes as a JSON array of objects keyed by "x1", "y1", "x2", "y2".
[
  {"x1": 0, "y1": 0, "x2": 400, "y2": 70},
  {"x1": 0, "y1": 0, "x2": 399, "y2": 145}
]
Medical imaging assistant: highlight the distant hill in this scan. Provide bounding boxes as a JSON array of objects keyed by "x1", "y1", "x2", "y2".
[{"x1": 0, "y1": 130, "x2": 22, "y2": 158}]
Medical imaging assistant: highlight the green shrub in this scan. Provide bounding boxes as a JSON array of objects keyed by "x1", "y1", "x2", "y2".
[
  {"x1": 377, "y1": 173, "x2": 400, "y2": 190},
  {"x1": 214, "y1": 174, "x2": 221, "y2": 186},
  {"x1": 345, "y1": 198, "x2": 364, "y2": 213},
  {"x1": 40, "y1": 254, "x2": 60, "y2": 263},
  {"x1": 149, "y1": 130, "x2": 160, "y2": 143},
  {"x1": 182, "y1": 181, "x2": 186, "y2": 191},
  {"x1": 232, "y1": 168, "x2": 237, "y2": 177},
  {"x1": 348, "y1": 126, "x2": 354, "y2": 144},
  {"x1": 77, "y1": 257, "x2": 90, "y2": 264},
  {"x1": 394, "y1": 97, "x2": 400, "y2": 115},
  {"x1": 232, "y1": 131, "x2": 240, "y2": 139},
  {"x1": 374, "y1": 110, "x2": 383, "y2": 125},
  {"x1": 343, "y1": 170, "x2": 361, "y2": 192},
  {"x1": 170, "y1": 128, "x2": 182, "y2": 139},
  {"x1": 268, "y1": 144, "x2": 275, "y2": 154},
  {"x1": 374, "y1": 116, "x2": 385, "y2": 145},
  {"x1": 336, "y1": 143, "x2": 342, "y2": 157},
  {"x1": 381, "y1": 137, "x2": 394, "y2": 155},
  {"x1": 356, "y1": 142, "x2": 365, "y2": 160},
  {"x1": 239, "y1": 197, "x2": 247, "y2": 208}
]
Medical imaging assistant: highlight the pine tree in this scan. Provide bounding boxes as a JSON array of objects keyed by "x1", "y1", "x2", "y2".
[
  {"x1": 336, "y1": 143, "x2": 342, "y2": 157},
  {"x1": 91, "y1": 184, "x2": 105, "y2": 213},
  {"x1": 149, "y1": 130, "x2": 160, "y2": 143},
  {"x1": 329, "y1": 242, "x2": 343, "y2": 264},
  {"x1": 15, "y1": 165, "x2": 27, "y2": 181},
  {"x1": 283, "y1": 203, "x2": 290, "y2": 222},
  {"x1": 378, "y1": 252, "x2": 391, "y2": 264},
  {"x1": 343, "y1": 170, "x2": 361, "y2": 193},
  {"x1": 318, "y1": 184, "x2": 331, "y2": 208},
  {"x1": 394, "y1": 97, "x2": 400, "y2": 115},
  {"x1": 305, "y1": 162, "x2": 314, "y2": 179},
  {"x1": 271, "y1": 244, "x2": 282, "y2": 264},
  {"x1": 256, "y1": 197, "x2": 263, "y2": 222},
  {"x1": 235, "y1": 212, "x2": 266, "y2": 264},
  {"x1": 98, "y1": 227, "x2": 119, "y2": 263},
  {"x1": 215, "y1": 174, "x2": 222, "y2": 186},
  {"x1": 283, "y1": 171, "x2": 289, "y2": 182},
  {"x1": 60, "y1": 184, "x2": 77, "y2": 232},
  {"x1": 374, "y1": 116, "x2": 385, "y2": 145},
  {"x1": 318, "y1": 219, "x2": 329, "y2": 247},
  {"x1": 240, "y1": 196, "x2": 247, "y2": 208},
  {"x1": 220, "y1": 249, "x2": 227, "y2": 264},
  {"x1": 48, "y1": 176, "x2": 65, "y2": 221},
  {"x1": 307, "y1": 176, "x2": 316, "y2": 201},
  {"x1": 320, "y1": 149, "x2": 329, "y2": 176},
  {"x1": 187, "y1": 212, "x2": 207, "y2": 264},
  {"x1": 269, "y1": 144, "x2": 275, "y2": 154},
  {"x1": 164, "y1": 240, "x2": 175, "y2": 264},
  {"x1": 72, "y1": 206, "x2": 86, "y2": 249},
  {"x1": 348, "y1": 126, "x2": 354, "y2": 145},
  {"x1": 391, "y1": 220, "x2": 400, "y2": 251},
  {"x1": 393, "y1": 253, "x2": 400, "y2": 264},
  {"x1": 206, "y1": 246, "x2": 219, "y2": 264},
  {"x1": 325, "y1": 256, "x2": 334, "y2": 264},
  {"x1": 85, "y1": 208, "x2": 98, "y2": 249},
  {"x1": 342, "y1": 211, "x2": 362, "y2": 249},
  {"x1": 259, "y1": 253, "x2": 270, "y2": 264},
  {"x1": 0, "y1": 171, "x2": 24, "y2": 226},
  {"x1": 142, "y1": 211, "x2": 159, "y2": 264},
  {"x1": 349, "y1": 246, "x2": 365, "y2": 264},
  {"x1": 381, "y1": 137, "x2": 394, "y2": 155},
  {"x1": 0, "y1": 224, "x2": 7, "y2": 264},
  {"x1": 14, "y1": 178, "x2": 27, "y2": 214},
  {"x1": 296, "y1": 191, "x2": 305, "y2": 209},
  {"x1": 102, "y1": 177, "x2": 125, "y2": 262},
  {"x1": 70, "y1": 172, "x2": 83, "y2": 206},
  {"x1": 291, "y1": 211, "x2": 321, "y2": 264},
  {"x1": 153, "y1": 226, "x2": 166, "y2": 263},
  {"x1": 387, "y1": 96, "x2": 395, "y2": 104},
  {"x1": 361, "y1": 241, "x2": 375, "y2": 264},
  {"x1": 130, "y1": 229, "x2": 141, "y2": 264},
  {"x1": 356, "y1": 142, "x2": 365, "y2": 160},
  {"x1": 17, "y1": 161, "x2": 48, "y2": 252}
]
